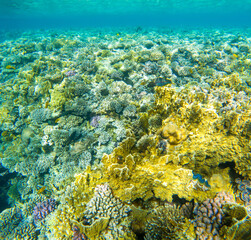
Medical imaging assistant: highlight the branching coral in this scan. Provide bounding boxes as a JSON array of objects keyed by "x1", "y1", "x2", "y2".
[{"x1": 144, "y1": 203, "x2": 193, "y2": 240}]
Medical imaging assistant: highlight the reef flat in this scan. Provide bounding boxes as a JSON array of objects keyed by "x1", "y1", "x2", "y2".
[{"x1": 0, "y1": 27, "x2": 251, "y2": 240}]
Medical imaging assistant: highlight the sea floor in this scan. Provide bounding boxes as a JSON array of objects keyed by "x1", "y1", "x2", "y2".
[{"x1": 0, "y1": 27, "x2": 251, "y2": 240}]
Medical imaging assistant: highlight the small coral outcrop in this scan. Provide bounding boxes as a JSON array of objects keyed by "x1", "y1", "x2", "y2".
[
  {"x1": 84, "y1": 183, "x2": 131, "y2": 224},
  {"x1": 33, "y1": 198, "x2": 56, "y2": 221},
  {"x1": 193, "y1": 192, "x2": 234, "y2": 240},
  {"x1": 144, "y1": 203, "x2": 194, "y2": 240},
  {"x1": 160, "y1": 121, "x2": 187, "y2": 145}
]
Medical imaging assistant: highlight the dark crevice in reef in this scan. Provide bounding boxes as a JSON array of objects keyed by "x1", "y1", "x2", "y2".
[
  {"x1": 0, "y1": 168, "x2": 16, "y2": 212},
  {"x1": 218, "y1": 161, "x2": 241, "y2": 183},
  {"x1": 136, "y1": 233, "x2": 145, "y2": 240},
  {"x1": 172, "y1": 194, "x2": 189, "y2": 206},
  {"x1": 218, "y1": 161, "x2": 235, "y2": 169}
]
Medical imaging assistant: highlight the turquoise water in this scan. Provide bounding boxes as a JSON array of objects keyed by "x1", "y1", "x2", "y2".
[{"x1": 1, "y1": 0, "x2": 251, "y2": 28}]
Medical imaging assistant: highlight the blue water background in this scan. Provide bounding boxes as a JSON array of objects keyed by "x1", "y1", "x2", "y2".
[{"x1": 0, "y1": 0, "x2": 251, "y2": 29}]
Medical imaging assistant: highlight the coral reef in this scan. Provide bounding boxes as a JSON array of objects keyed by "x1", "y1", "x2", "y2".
[
  {"x1": 1, "y1": 27, "x2": 251, "y2": 239},
  {"x1": 84, "y1": 183, "x2": 131, "y2": 225},
  {"x1": 45, "y1": 168, "x2": 135, "y2": 239},
  {"x1": 144, "y1": 203, "x2": 194, "y2": 240},
  {"x1": 72, "y1": 225, "x2": 88, "y2": 240},
  {"x1": 33, "y1": 198, "x2": 56, "y2": 221},
  {"x1": 14, "y1": 220, "x2": 37, "y2": 240},
  {"x1": 193, "y1": 192, "x2": 234, "y2": 240},
  {"x1": 0, "y1": 206, "x2": 22, "y2": 239}
]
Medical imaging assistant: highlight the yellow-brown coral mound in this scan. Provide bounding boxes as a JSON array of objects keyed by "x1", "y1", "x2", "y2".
[{"x1": 48, "y1": 73, "x2": 251, "y2": 239}]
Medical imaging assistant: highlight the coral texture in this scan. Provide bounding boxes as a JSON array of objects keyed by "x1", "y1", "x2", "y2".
[
  {"x1": 1, "y1": 28, "x2": 251, "y2": 240},
  {"x1": 84, "y1": 183, "x2": 131, "y2": 224},
  {"x1": 144, "y1": 203, "x2": 193, "y2": 240},
  {"x1": 193, "y1": 192, "x2": 234, "y2": 240},
  {"x1": 0, "y1": 206, "x2": 22, "y2": 239},
  {"x1": 33, "y1": 198, "x2": 56, "y2": 221}
]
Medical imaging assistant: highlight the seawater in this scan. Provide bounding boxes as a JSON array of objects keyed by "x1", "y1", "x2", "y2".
[{"x1": 1, "y1": 0, "x2": 251, "y2": 28}]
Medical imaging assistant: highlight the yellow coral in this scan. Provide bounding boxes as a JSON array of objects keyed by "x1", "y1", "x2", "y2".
[
  {"x1": 161, "y1": 122, "x2": 187, "y2": 145},
  {"x1": 47, "y1": 166, "x2": 104, "y2": 239}
]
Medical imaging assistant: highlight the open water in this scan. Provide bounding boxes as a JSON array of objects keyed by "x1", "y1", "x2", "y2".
[{"x1": 1, "y1": 0, "x2": 251, "y2": 28}]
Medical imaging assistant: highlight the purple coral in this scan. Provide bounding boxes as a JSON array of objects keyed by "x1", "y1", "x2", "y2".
[
  {"x1": 33, "y1": 198, "x2": 56, "y2": 221},
  {"x1": 90, "y1": 115, "x2": 101, "y2": 128},
  {"x1": 72, "y1": 225, "x2": 88, "y2": 240},
  {"x1": 235, "y1": 178, "x2": 251, "y2": 205},
  {"x1": 65, "y1": 70, "x2": 76, "y2": 77},
  {"x1": 193, "y1": 192, "x2": 234, "y2": 240}
]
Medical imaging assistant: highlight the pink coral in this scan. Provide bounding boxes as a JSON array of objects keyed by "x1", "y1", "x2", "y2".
[{"x1": 193, "y1": 192, "x2": 234, "y2": 240}]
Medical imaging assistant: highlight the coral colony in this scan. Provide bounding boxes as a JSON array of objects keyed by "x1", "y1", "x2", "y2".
[
  {"x1": 33, "y1": 199, "x2": 56, "y2": 221},
  {"x1": 193, "y1": 192, "x2": 234, "y2": 240},
  {"x1": 0, "y1": 28, "x2": 251, "y2": 239}
]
